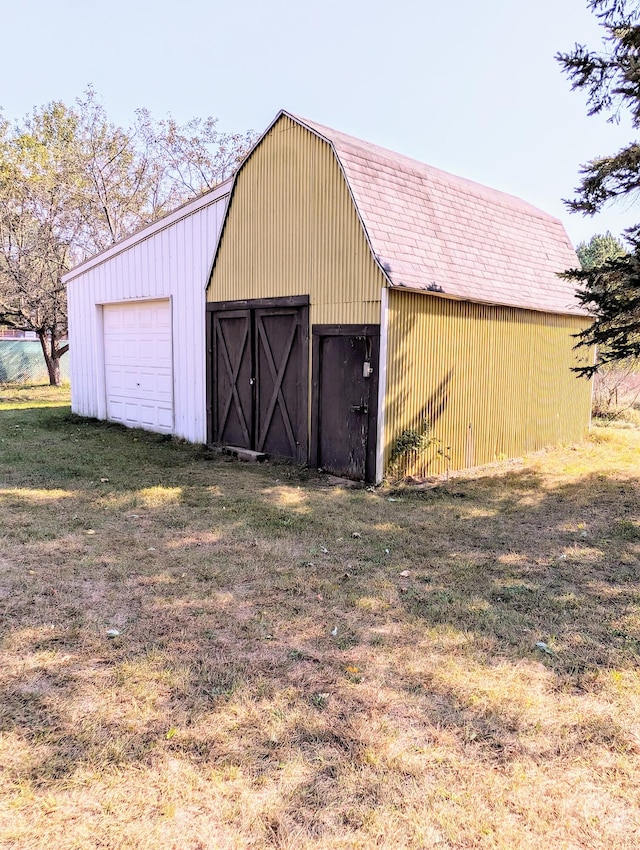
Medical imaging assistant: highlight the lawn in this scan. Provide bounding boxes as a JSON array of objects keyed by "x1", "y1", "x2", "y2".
[{"x1": 0, "y1": 384, "x2": 639, "y2": 849}]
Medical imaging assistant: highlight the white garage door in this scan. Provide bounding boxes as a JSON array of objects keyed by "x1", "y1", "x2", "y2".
[{"x1": 103, "y1": 300, "x2": 173, "y2": 433}]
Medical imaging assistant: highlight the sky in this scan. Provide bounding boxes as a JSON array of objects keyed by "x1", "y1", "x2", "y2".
[{"x1": 1, "y1": 0, "x2": 637, "y2": 247}]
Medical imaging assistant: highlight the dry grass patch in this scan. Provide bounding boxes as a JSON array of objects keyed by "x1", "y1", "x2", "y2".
[{"x1": 0, "y1": 387, "x2": 639, "y2": 848}]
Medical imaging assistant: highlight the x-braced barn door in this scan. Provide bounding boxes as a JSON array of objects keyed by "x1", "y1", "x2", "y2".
[
  {"x1": 210, "y1": 309, "x2": 252, "y2": 449},
  {"x1": 207, "y1": 297, "x2": 309, "y2": 462}
]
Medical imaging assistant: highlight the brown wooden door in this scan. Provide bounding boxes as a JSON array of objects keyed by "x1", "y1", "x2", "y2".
[
  {"x1": 211, "y1": 310, "x2": 253, "y2": 448},
  {"x1": 311, "y1": 325, "x2": 380, "y2": 482},
  {"x1": 208, "y1": 297, "x2": 309, "y2": 462},
  {"x1": 255, "y1": 307, "x2": 307, "y2": 461}
]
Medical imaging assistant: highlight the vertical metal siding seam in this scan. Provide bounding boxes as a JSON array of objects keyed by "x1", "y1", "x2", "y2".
[
  {"x1": 384, "y1": 290, "x2": 592, "y2": 476},
  {"x1": 208, "y1": 114, "x2": 384, "y2": 325}
]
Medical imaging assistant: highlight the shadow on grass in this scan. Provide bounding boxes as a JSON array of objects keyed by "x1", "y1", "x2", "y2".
[{"x1": 0, "y1": 405, "x2": 639, "y2": 831}]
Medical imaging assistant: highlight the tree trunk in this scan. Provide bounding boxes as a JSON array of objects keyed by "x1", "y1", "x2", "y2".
[
  {"x1": 38, "y1": 331, "x2": 62, "y2": 386},
  {"x1": 47, "y1": 356, "x2": 61, "y2": 387}
]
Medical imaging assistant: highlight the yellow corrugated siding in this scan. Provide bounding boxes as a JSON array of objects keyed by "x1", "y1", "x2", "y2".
[
  {"x1": 385, "y1": 290, "x2": 593, "y2": 476},
  {"x1": 207, "y1": 115, "x2": 384, "y2": 326}
]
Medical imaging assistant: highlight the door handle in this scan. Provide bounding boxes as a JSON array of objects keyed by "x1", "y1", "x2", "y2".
[{"x1": 350, "y1": 403, "x2": 368, "y2": 414}]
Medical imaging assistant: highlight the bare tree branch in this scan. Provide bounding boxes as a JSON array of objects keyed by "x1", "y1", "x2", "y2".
[{"x1": 0, "y1": 89, "x2": 257, "y2": 384}]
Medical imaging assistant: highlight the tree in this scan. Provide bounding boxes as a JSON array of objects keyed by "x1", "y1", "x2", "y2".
[
  {"x1": 573, "y1": 232, "x2": 640, "y2": 415},
  {"x1": 0, "y1": 90, "x2": 255, "y2": 384},
  {"x1": 557, "y1": 0, "x2": 640, "y2": 376},
  {"x1": 0, "y1": 110, "x2": 75, "y2": 385},
  {"x1": 576, "y1": 230, "x2": 627, "y2": 268}
]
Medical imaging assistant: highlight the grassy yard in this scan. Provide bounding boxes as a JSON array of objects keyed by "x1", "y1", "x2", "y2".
[{"x1": 0, "y1": 384, "x2": 639, "y2": 849}]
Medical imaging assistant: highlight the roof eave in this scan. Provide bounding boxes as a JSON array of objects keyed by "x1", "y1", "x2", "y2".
[
  {"x1": 62, "y1": 178, "x2": 233, "y2": 284},
  {"x1": 387, "y1": 281, "x2": 590, "y2": 318}
]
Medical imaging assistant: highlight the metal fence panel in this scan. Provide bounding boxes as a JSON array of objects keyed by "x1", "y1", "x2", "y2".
[{"x1": 0, "y1": 341, "x2": 70, "y2": 384}]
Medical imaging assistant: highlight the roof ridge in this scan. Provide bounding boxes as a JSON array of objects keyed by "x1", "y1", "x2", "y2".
[
  {"x1": 279, "y1": 110, "x2": 583, "y2": 316},
  {"x1": 287, "y1": 112, "x2": 562, "y2": 226}
]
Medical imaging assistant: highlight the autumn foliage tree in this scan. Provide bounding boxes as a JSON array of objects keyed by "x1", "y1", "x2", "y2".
[
  {"x1": 557, "y1": 0, "x2": 640, "y2": 376},
  {"x1": 0, "y1": 90, "x2": 255, "y2": 384}
]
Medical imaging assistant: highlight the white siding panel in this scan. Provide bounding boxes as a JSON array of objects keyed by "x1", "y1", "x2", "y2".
[{"x1": 64, "y1": 183, "x2": 230, "y2": 443}]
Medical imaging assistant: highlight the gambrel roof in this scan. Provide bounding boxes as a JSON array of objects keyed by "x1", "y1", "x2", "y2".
[{"x1": 286, "y1": 112, "x2": 584, "y2": 316}]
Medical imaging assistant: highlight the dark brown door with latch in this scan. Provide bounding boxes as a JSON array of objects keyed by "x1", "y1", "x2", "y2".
[
  {"x1": 207, "y1": 297, "x2": 309, "y2": 462},
  {"x1": 311, "y1": 325, "x2": 380, "y2": 482}
]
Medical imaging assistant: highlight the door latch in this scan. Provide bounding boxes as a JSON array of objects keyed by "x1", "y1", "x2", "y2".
[
  {"x1": 350, "y1": 403, "x2": 368, "y2": 414},
  {"x1": 363, "y1": 361, "x2": 373, "y2": 378}
]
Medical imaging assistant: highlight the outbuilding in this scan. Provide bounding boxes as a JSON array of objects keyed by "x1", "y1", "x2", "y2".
[
  {"x1": 64, "y1": 180, "x2": 231, "y2": 443},
  {"x1": 206, "y1": 111, "x2": 592, "y2": 482}
]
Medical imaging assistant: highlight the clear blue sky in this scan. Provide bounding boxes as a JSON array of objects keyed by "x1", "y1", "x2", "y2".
[{"x1": 2, "y1": 0, "x2": 636, "y2": 247}]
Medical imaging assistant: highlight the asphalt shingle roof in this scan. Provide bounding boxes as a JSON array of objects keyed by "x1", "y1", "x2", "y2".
[{"x1": 290, "y1": 113, "x2": 585, "y2": 316}]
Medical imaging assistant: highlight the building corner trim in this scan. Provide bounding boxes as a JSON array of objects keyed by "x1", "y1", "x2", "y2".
[{"x1": 375, "y1": 287, "x2": 389, "y2": 484}]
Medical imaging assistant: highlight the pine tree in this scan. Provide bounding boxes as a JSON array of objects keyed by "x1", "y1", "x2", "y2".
[
  {"x1": 576, "y1": 231, "x2": 627, "y2": 269},
  {"x1": 557, "y1": 0, "x2": 640, "y2": 375}
]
